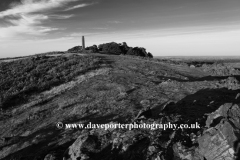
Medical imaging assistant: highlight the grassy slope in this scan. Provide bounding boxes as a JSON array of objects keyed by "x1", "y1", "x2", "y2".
[{"x1": 0, "y1": 55, "x2": 101, "y2": 109}]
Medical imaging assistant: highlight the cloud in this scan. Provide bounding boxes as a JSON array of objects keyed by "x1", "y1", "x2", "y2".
[
  {"x1": 69, "y1": 32, "x2": 101, "y2": 37},
  {"x1": 64, "y1": 3, "x2": 94, "y2": 11},
  {"x1": 0, "y1": 14, "x2": 59, "y2": 38},
  {"x1": 0, "y1": 0, "x2": 78, "y2": 38},
  {"x1": 108, "y1": 21, "x2": 122, "y2": 24},
  {"x1": 91, "y1": 27, "x2": 108, "y2": 30},
  {"x1": 49, "y1": 14, "x2": 75, "y2": 19},
  {"x1": 0, "y1": 0, "x2": 78, "y2": 18}
]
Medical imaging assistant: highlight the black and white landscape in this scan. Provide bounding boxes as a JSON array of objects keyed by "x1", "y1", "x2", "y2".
[{"x1": 0, "y1": 0, "x2": 240, "y2": 160}]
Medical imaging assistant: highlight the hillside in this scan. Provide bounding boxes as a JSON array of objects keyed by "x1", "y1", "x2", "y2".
[{"x1": 0, "y1": 53, "x2": 240, "y2": 160}]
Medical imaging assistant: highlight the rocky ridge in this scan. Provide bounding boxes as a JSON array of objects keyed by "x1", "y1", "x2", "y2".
[
  {"x1": 0, "y1": 54, "x2": 240, "y2": 160},
  {"x1": 68, "y1": 42, "x2": 153, "y2": 58}
]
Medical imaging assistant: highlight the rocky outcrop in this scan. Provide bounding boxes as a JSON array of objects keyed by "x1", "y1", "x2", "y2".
[
  {"x1": 68, "y1": 133, "x2": 99, "y2": 160},
  {"x1": 65, "y1": 127, "x2": 151, "y2": 160},
  {"x1": 86, "y1": 45, "x2": 99, "y2": 53},
  {"x1": 198, "y1": 103, "x2": 240, "y2": 160},
  {"x1": 121, "y1": 42, "x2": 130, "y2": 54},
  {"x1": 201, "y1": 63, "x2": 240, "y2": 76},
  {"x1": 64, "y1": 102, "x2": 240, "y2": 160},
  {"x1": 126, "y1": 47, "x2": 148, "y2": 57},
  {"x1": 98, "y1": 42, "x2": 153, "y2": 57},
  {"x1": 218, "y1": 77, "x2": 240, "y2": 90},
  {"x1": 68, "y1": 45, "x2": 99, "y2": 53},
  {"x1": 147, "y1": 52, "x2": 153, "y2": 58},
  {"x1": 68, "y1": 46, "x2": 83, "y2": 53},
  {"x1": 98, "y1": 42, "x2": 123, "y2": 55},
  {"x1": 68, "y1": 42, "x2": 153, "y2": 58},
  {"x1": 3, "y1": 54, "x2": 240, "y2": 160}
]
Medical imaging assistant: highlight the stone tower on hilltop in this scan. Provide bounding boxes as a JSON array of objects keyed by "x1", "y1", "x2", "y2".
[{"x1": 82, "y1": 36, "x2": 85, "y2": 51}]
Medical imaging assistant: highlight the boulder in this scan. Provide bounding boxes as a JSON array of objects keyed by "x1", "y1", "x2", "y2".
[
  {"x1": 198, "y1": 103, "x2": 240, "y2": 160},
  {"x1": 68, "y1": 134, "x2": 99, "y2": 160},
  {"x1": 198, "y1": 121, "x2": 236, "y2": 160},
  {"x1": 236, "y1": 93, "x2": 240, "y2": 100},
  {"x1": 134, "y1": 107, "x2": 152, "y2": 121},
  {"x1": 190, "y1": 65, "x2": 195, "y2": 68},
  {"x1": 44, "y1": 153, "x2": 57, "y2": 160}
]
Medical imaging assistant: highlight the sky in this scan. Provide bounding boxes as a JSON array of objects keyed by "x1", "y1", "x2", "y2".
[{"x1": 0, "y1": 0, "x2": 240, "y2": 58}]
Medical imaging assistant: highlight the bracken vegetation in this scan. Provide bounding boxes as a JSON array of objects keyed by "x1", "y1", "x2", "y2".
[{"x1": 0, "y1": 55, "x2": 101, "y2": 109}]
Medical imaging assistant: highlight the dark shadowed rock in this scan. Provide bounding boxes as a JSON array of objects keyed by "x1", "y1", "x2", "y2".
[
  {"x1": 126, "y1": 47, "x2": 148, "y2": 57},
  {"x1": 147, "y1": 52, "x2": 153, "y2": 58},
  {"x1": 120, "y1": 42, "x2": 130, "y2": 54}
]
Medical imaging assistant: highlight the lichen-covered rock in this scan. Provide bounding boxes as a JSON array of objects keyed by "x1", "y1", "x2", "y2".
[
  {"x1": 198, "y1": 103, "x2": 240, "y2": 160},
  {"x1": 198, "y1": 121, "x2": 236, "y2": 160},
  {"x1": 68, "y1": 133, "x2": 99, "y2": 160}
]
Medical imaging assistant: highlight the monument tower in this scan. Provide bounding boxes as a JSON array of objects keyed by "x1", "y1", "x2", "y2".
[{"x1": 82, "y1": 36, "x2": 85, "y2": 51}]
